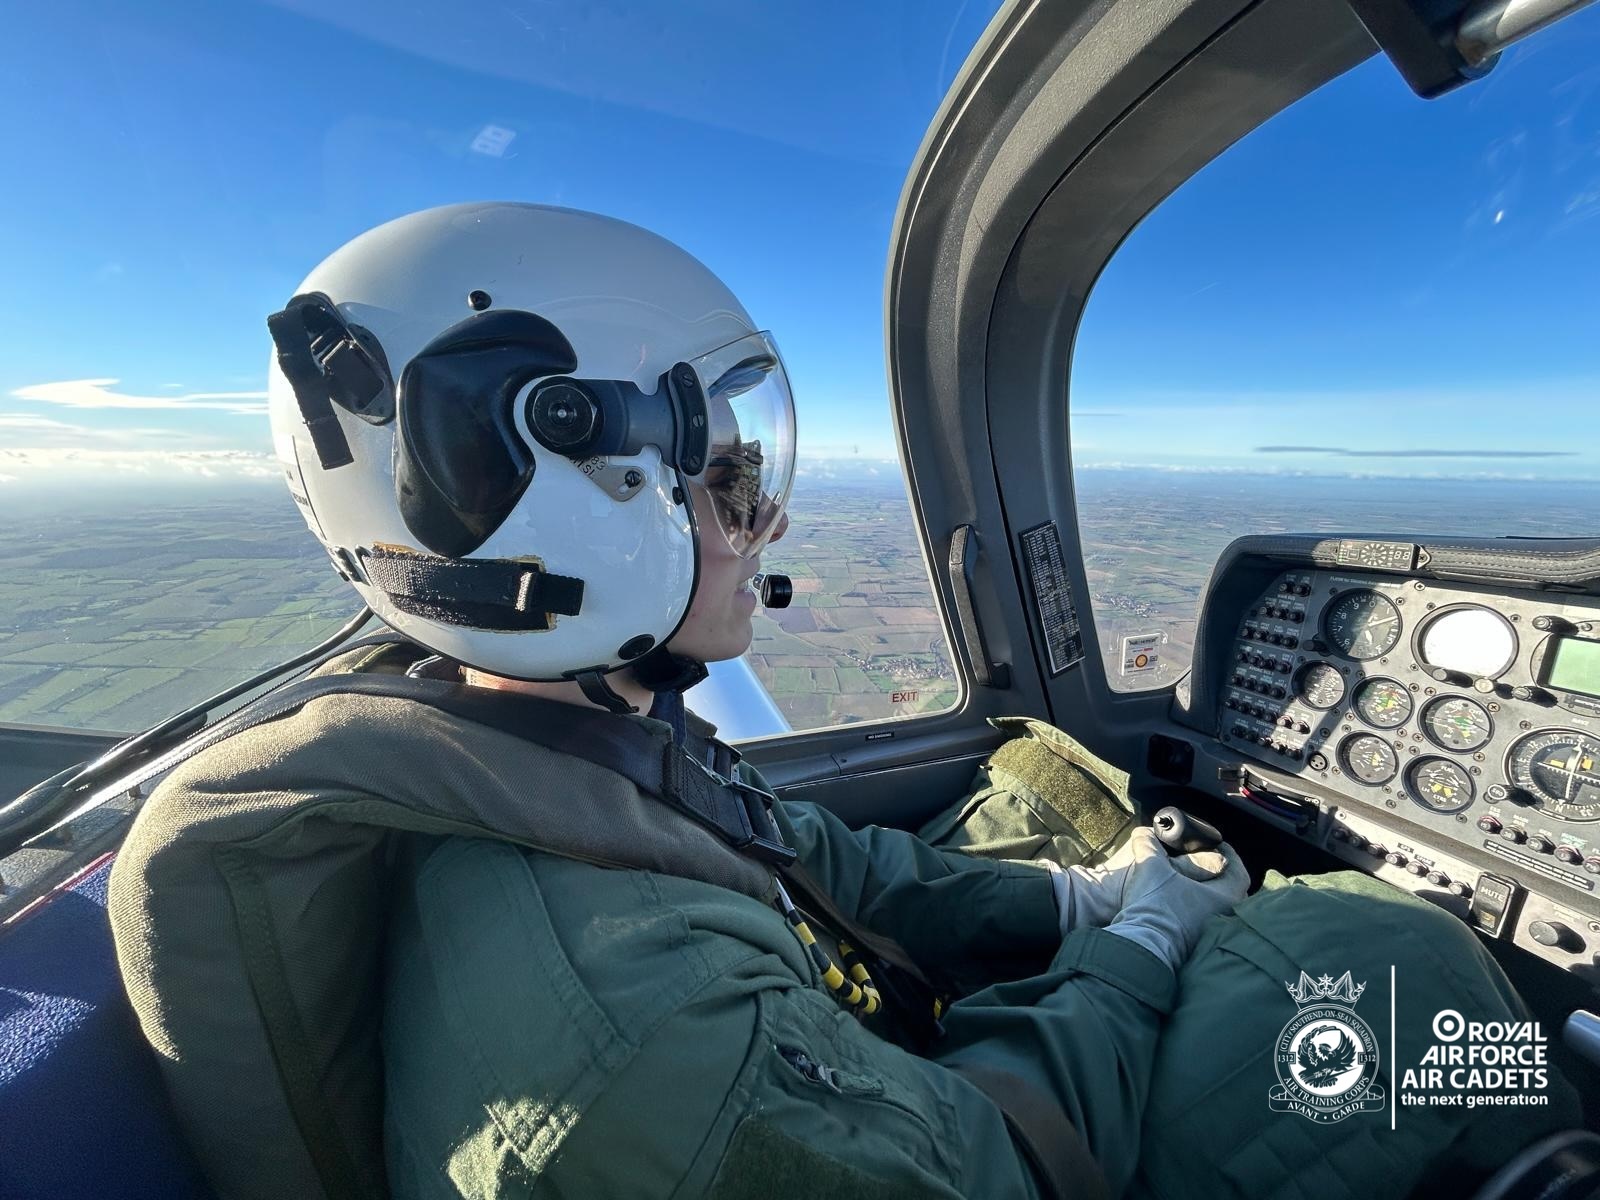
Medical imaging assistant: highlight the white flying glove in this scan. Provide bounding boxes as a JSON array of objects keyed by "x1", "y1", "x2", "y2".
[
  {"x1": 1100, "y1": 828, "x2": 1248, "y2": 972},
  {"x1": 1048, "y1": 827, "x2": 1246, "y2": 958}
]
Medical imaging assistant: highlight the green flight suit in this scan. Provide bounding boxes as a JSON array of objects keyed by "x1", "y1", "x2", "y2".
[
  {"x1": 381, "y1": 710, "x2": 1580, "y2": 1199},
  {"x1": 916, "y1": 720, "x2": 1584, "y2": 1198},
  {"x1": 382, "y1": 788, "x2": 1173, "y2": 1199}
]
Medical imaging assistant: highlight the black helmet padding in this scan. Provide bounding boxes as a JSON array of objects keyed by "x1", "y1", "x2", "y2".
[{"x1": 395, "y1": 310, "x2": 577, "y2": 558}]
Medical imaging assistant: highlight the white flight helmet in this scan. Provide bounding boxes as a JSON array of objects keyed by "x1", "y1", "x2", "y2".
[{"x1": 266, "y1": 202, "x2": 796, "y2": 693}]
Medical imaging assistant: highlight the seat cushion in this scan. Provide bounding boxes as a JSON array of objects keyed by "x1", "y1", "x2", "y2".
[{"x1": 1, "y1": 855, "x2": 213, "y2": 1200}]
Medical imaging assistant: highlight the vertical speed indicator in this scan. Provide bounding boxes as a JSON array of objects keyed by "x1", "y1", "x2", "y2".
[{"x1": 1322, "y1": 589, "x2": 1403, "y2": 661}]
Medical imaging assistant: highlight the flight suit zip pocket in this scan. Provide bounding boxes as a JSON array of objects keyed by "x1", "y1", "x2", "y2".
[{"x1": 775, "y1": 1045, "x2": 883, "y2": 1098}]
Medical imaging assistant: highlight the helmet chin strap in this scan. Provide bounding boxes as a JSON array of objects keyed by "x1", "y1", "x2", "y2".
[
  {"x1": 568, "y1": 572, "x2": 789, "y2": 728},
  {"x1": 571, "y1": 647, "x2": 708, "y2": 740},
  {"x1": 635, "y1": 648, "x2": 709, "y2": 746}
]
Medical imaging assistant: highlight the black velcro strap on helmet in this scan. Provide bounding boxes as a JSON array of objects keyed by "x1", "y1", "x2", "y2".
[
  {"x1": 360, "y1": 546, "x2": 583, "y2": 632},
  {"x1": 268, "y1": 304, "x2": 354, "y2": 471},
  {"x1": 267, "y1": 292, "x2": 396, "y2": 472}
]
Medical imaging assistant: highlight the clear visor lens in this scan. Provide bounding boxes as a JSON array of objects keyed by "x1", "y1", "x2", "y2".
[{"x1": 690, "y1": 331, "x2": 796, "y2": 559}]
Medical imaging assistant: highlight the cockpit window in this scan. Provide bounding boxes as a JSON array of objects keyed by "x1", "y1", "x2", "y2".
[
  {"x1": 1070, "y1": 8, "x2": 1600, "y2": 694},
  {"x1": 1, "y1": 2, "x2": 997, "y2": 734}
]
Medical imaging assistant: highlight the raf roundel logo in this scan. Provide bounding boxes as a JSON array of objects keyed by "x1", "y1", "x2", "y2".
[{"x1": 1268, "y1": 971, "x2": 1385, "y2": 1123}]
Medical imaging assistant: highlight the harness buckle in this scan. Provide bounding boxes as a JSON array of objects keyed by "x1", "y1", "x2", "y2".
[{"x1": 726, "y1": 777, "x2": 797, "y2": 867}]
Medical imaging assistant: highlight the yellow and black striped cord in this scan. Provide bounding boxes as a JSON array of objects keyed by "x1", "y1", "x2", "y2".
[{"x1": 774, "y1": 878, "x2": 881, "y2": 1017}]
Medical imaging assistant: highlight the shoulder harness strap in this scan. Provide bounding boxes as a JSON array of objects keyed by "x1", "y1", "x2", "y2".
[{"x1": 115, "y1": 670, "x2": 796, "y2": 869}]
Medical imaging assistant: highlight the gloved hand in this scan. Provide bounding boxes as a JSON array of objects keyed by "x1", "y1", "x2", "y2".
[
  {"x1": 1047, "y1": 827, "x2": 1248, "y2": 970},
  {"x1": 1104, "y1": 828, "x2": 1248, "y2": 972}
]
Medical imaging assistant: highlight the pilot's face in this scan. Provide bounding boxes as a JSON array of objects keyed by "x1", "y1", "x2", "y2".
[{"x1": 666, "y1": 480, "x2": 789, "y2": 664}]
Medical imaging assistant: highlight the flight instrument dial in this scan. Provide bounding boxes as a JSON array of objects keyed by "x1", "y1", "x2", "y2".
[
  {"x1": 1354, "y1": 678, "x2": 1412, "y2": 729},
  {"x1": 1323, "y1": 589, "x2": 1403, "y2": 661},
  {"x1": 1296, "y1": 663, "x2": 1346, "y2": 709},
  {"x1": 1507, "y1": 731, "x2": 1600, "y2": 822},
  {"x1": 1407, "y1": 757, "x2": 1475, "y2": 814},
  {"x1": 1340, "y1": 734, "x2": 1398, "y2": 785},
  {"x1": 1421, "y1": 696, "x2": 1494, "y2": 753}
]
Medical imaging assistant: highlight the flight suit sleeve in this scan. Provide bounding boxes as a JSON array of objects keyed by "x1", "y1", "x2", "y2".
[
  {"x1": 694, "y1": 923, "x2": 1177, "y2": 1199},
  {"x1": 930, "y1": 926, "x2": 1178, "y2": 1197},
  {"x1": 765, "y1": 784, "x2": 1064, "y2": 991}
]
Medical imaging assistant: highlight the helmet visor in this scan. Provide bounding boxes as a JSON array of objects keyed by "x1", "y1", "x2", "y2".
[{"x1": 690, "y1": 331, "x2": 796, "y2": 559}]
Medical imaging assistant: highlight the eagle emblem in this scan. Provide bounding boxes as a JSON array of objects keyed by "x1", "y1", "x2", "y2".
[
  {"x1": 1268, "y1": 969, "x2": 1384, "y2": 1123},
  {"x1": 1295, "y1": 1024, "x2": 1358, "y2": 1088}
]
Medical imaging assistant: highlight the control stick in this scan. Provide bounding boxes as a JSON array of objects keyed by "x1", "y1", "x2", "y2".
[{"x1": 1152, "y1": 807, "x2": 1223, "y2": 856}]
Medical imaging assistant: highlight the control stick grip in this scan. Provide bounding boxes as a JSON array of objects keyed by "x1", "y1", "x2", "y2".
[{"x1": 1152, "y1": 807, "x2": 1223, "y2": 855}]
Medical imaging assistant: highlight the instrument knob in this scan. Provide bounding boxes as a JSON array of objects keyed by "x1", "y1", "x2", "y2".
[
  {"x1": 1528, "y1": 921, "x2": 1584, "y2": 953},
  {"x1": 1510, "y1": 685, "x2": 1555, "y2": 706}
]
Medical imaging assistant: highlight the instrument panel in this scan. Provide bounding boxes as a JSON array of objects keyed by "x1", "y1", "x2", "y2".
[{"x1": 1216, "y1": 569, "x2": 1600, "y2": 912}]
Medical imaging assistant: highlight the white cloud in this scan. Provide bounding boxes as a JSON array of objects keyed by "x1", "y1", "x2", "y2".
[
  {"x1": 0, "y1": 473, "x2": 17, "y2": 484},
  {"x1": 0, "y1": 414, "x2": 85, "y2": 433},
  {"x1": 0, "y1": 447, "x2": 279, "y2": 481},
  {"x1": 0, "y1": 412, "x2": 216, "y2": 450},
  {"x1": 11, "y1": 378, "x2": 268, "y2": 415}
]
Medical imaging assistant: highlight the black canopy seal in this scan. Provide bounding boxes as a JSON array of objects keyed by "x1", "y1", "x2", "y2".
[
  {"x1": 1343, "y1": 0, "x2": 1494, "y2": 98},
  {"x1": 358, "y1": 545, "x2": 583, "y2": 632},
  {"x1": 266, "y1": 292, "x2": 395, "y2": 471}
]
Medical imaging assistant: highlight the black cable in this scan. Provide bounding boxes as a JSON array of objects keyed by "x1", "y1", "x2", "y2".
[{"x1": 0, "y1": 608, "x2": 374, "y2": 856}]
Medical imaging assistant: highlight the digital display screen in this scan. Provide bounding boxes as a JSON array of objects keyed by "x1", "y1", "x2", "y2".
[{"x1": 1544, "y1": 637, "x2": 1600, "y2": 698}]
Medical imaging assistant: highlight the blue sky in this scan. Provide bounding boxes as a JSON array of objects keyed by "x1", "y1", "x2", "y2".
[
  {"x1": 1073, "y1": 5, "x2": 1600, "y2": 481},
  {"x1": 0, "y1": 0, "x2": 998, "y2": 486},
  {"x1": 1, "y1": 0, "x2": 1596, "y2": 490}
]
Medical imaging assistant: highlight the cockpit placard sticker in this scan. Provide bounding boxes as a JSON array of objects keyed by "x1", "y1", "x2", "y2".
[
  {"x1": 1122, "y1": 633, "x2": 1162, "y2": 675},
  {"x1": 1019, "y1": 521, "x2": 1083, "y2": 676}
]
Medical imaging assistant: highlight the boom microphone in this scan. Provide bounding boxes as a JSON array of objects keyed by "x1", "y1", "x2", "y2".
[{"x1": 753, "y1": 573, "x2": 792, "y2": 609}]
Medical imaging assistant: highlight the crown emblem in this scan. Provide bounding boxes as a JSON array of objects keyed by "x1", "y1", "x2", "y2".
[{"x1": 1285, "y1": 971, "x2": 1366, "y2": 1008}]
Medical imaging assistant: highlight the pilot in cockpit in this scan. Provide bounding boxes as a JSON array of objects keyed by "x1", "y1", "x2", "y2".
[{"x1": 107, "y1": 202, "x2": 1580, "y2": 1200}]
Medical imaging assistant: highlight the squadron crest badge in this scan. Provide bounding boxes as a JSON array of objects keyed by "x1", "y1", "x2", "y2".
[{"x1": 1268, "y1": 971, "x2": 1384, "y2": 1123}]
